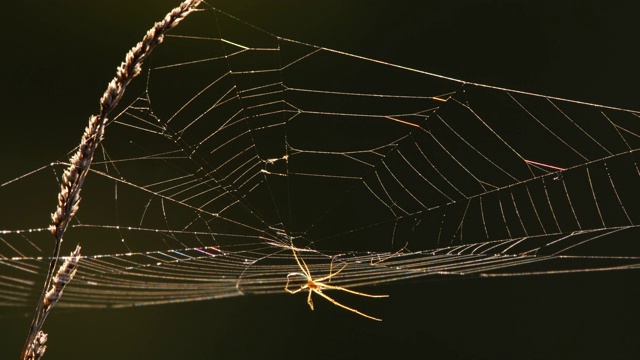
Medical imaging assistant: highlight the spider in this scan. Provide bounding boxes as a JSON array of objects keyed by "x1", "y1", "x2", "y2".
[{"x1": 284, "y1": 247, "x2": 388, "y2": 321}]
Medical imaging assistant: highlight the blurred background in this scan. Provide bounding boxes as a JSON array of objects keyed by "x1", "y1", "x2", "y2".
[{"x1": 1, "y1": 1, "x2": 639, "y2": 359}]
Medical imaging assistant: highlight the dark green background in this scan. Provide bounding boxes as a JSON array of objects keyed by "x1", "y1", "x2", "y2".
[{"x1": 1, "y1": 1, "x2": 639, "y2": 359}]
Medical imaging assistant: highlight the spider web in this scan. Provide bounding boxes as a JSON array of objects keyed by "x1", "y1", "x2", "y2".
[{"x1": 1, "y1": 2, "x2": 639, "y2": 309}]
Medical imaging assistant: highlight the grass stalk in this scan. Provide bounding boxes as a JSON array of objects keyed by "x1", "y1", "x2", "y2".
[{"x1": 20, "y1": 1, "x2": 202, "y2": 358}]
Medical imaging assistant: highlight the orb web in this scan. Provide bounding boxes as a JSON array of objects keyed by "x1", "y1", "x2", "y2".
[{"x1": 1, "y1": 2, "x2": 639, "y2": 308}]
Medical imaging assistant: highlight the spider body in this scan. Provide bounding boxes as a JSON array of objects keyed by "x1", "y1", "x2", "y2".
[{"x1": 285, "y1": 247, "x2": 388, "y2": 321}]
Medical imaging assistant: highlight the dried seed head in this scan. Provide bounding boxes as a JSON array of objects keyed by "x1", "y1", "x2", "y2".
[
  {"x1": 24, "y1": 331, "x2": 47, "y2": 360},
  {"x1": 25, "y1": 2, "x2": 202, "y2": 359},
  {"x1": 50, "y1": 0, "x2": 201, "y2": 238},
  {"x1": 43, "y1": 245, "x2": 81, "y2": 311}
]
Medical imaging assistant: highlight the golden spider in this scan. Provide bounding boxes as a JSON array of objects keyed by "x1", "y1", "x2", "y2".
[{"x1": 284, "y1": 247, "x2": 388, "y2": 321}]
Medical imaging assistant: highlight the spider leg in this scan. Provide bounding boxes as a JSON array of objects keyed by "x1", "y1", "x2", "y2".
[
  {"x1": 290, "y1": 246, "x2": 311, "y2": 278},
  {"x1": 307, "y1": 289, "x2": 314, "y2": 310},
  {"x1": 318, "y1": 283, "x2": 389, "y2": 298},
  {"x1": 370, "y1": 242, "x2": 408, "y2": 266},
  {"x1": 313, "y1": 289, "x2": 382, "y2": 321},
  {"x1": 315, "y1": 263, "x2": 348, "y2": 283},
  {"x1": 285, "y1": 272, "x2": 309, "y2": 294}
]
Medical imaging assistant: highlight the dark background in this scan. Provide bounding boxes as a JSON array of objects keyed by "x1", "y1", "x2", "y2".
[{"x1": 1, "y1": 1, "x2": 639, "y2": 359}]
